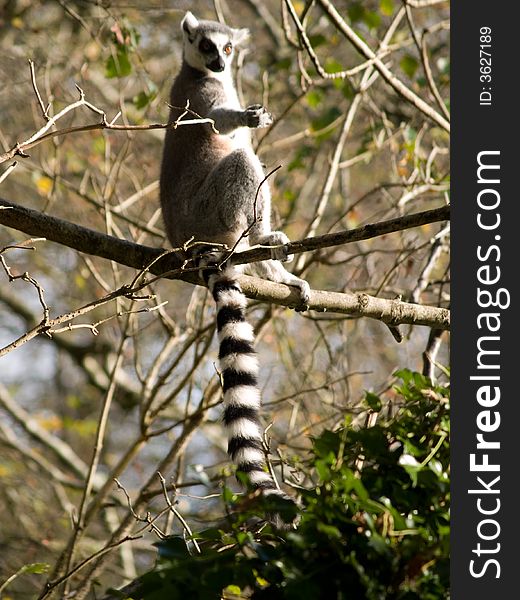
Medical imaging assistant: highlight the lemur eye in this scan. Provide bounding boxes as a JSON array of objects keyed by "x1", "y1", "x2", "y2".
[
  {"x1": 223, "y1": 43, "x2": 233, "y2": 55},
  {"x1": 199, "y1": 39, "x2": 213, "y2": 53}
]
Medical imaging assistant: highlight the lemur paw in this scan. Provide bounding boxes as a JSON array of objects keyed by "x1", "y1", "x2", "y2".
[
  {"x1": 261, "y1": 231, "x2": 292, "y2": 262},
  {"x1": 294, "y1": 280, "x2": 311, "y2": 308},
  {"x1": 244, "y1": 104, "x2": 273, "y2": 129},
  {"x1": 272, "y1": 247, "x2": 293, "y2": 262}
]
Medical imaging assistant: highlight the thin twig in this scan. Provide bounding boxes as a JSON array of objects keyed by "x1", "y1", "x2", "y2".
[
  {"x1": 0, "y1": 77, "x2": 216, "y2": 164},
  {"x1": 60, "y1": 328, "x2": 130, "y2": 594},
  {"x1": 29, "y1": 59, "x2": 50, "y2": 120},
  {"x1": 158, "y1": 473, "x2": 201, "y2": 554},
  {"x1": 0, "y1": 161, "x2": 18, "y2": 185}
]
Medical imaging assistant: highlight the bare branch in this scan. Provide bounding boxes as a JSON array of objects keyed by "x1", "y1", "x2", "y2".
[
  {"x1": 406, "y1": 0, "x2": 448, "y2": 7},
  {"x1": 0, "y1": 77, "x2": 216, "y2": 165},
  {"x1": 28, "y1": 59, "x2": 50, "y2": 120},
  {"x1": 0, "y1": 161, "x2": 18, "y2": 185},
  {"x1": 0, "y1": 197, "x2": 450, "y2": 273},
  {"x1": 239, "y1": 276, "x2": 449, "y2": 329},
  {"x1": 316, "y1": 0, "x2": 450, "y2": 132}
]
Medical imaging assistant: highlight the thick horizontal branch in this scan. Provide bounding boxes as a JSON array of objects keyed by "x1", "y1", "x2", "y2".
[
  {"x1": 235, "y1": 205, "x2": 450, "y2": 265},
  {"x1": 239, "y1": 275, "x2": 449, "y2": 329},
  {"x1": 0, "y1": 197, "x2": 450, "y2": 329},
  {"x1": 0, "y1": 197, "x2": 159, "y2": 272}
]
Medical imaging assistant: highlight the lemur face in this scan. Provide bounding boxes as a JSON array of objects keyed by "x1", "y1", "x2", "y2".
[
  {"x1": 196, "y1": 32, "x2": 234, "y2": 73},
  {"x1": 181, "y1": 11, "x2": 249, "y2": 76}
]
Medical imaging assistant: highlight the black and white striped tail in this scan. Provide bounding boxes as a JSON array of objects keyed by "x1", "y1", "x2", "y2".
[{"x1": 202, "y1": 261, "x2": 284, "y2": 497}]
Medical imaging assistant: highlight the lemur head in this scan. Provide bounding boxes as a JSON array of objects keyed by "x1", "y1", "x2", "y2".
[{"x1": 180, "y1": 12, "x2": 249, "y2": 76}]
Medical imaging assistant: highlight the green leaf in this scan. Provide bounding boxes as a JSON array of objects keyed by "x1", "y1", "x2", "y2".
[
  {"x1": 197, "y1": 527, "x2": 223, "y2": 541},
  {"x1": 133, "y1": 84, "x2": 158, "y2": 109},
  {"x1": 274, "y1": 57, "x2": 291, "y2": 70},
  {"x1": 154, "y1": 537, "x2": 190, "y2": 559},
  {"x1": 105, "y1": 48, "x2": 132, "y2": 78},
  {"x1": 348, "y1": 2, "x2": 364, "y2": 22},
  {"x1": 364, "y1": 391, "x2": 382, "y2": 412},
  {"x1": 316, "y1": 522, "x2": 342, "y2": 539},
  {"x1": 394, "y1": 368, "x2": 413, "y2": 384},
  {"x1": 222, "y1": 486, "x2": 238, "y2": 503},
  {"x1": 380, "y1": 0, "x2": 394, "y2": 16},
  {"x1": 22, "y1": 563, "x2": 50, "y2": 574},
  {"x1": 287, "y1": 145, "x2": 313, "y2": 171},
  {"x1": 324, "y1": 58, "x2": 344, "y2": 74},
  {"x1": 429, "y1": 458, "x2": 444, "y2": 477},
  {"x1": 283, "y1": 189, "x2": 297, "y2": 204},
  {"x1": 363, "y1": 10, "x2": 381, "y2": 30},
  {"x1": 306, "y1": 89, "x2": 323, "y2": 109},
  {"x1": 315, "y1": 458, "x2": 331, "y2": 480},
  {"x1": 400, "y1": 55, "x2": 419, "y2": 79},
  {"x1": 313, "y1": 430, "x2": 340, "y2": 458},
  {"x1": 235, "y1": 531, "x2": 250, "y2": 545},
  {"x1": 413, "y1": 371, "x2": 429, "y2": 389},
  {"x1": 367, "y1": 533, "x2": 389, "y2": 555},
  {"x1": 341, "y1": 80, "x2": 355, "y2": 100},
  {"x1": 310, "y1": 107, "x2": 342, "y2": 132},
  {"x1": 308, "y1": 34, "x2": 327, "y2": 48}
]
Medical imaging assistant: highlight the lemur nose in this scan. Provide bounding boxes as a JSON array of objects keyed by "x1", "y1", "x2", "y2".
[{"x1": 208, "y1": 57, "x2": 225, "y2": 72}]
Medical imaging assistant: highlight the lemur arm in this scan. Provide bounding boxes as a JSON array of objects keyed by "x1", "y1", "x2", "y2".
[{"x1": 208, "y1": 105, "x2": 272, "y2": 135}]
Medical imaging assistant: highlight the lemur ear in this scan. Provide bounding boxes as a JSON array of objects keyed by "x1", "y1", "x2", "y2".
[
  {"x1": 181, "y1": 11, "x2": 199, "y2": 38},
  {"x1": 233, "y1": 28, "x2": 250, "y2": 46}
]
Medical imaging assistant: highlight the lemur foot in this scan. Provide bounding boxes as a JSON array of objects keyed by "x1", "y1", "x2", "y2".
[
  {"x1": 259, "y1": 231, "x2": 293, "y2": 263},
  {"x1": 273, "y1": 249, "x2": 293, "y2": 263},
  {"x1": 244, "y1": 104, "x2": 273, "y2": 129},
  {"x1": 293, "y1": 279, "x2": 311, "y2": 309}
]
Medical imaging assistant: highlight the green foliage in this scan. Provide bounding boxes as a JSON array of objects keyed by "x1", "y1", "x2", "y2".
[
  {"x1": 115, "y1": 371, "x2": 449, "y2": 600},
  {"x1": 133, "y1": 83, "x2": 158, "y2": 110},
  {"x1": 0, "y1": 563, "x2": 50, "y2": 595},
  {"x1": 20, "y1": 562, "x2": 49, "y2": 574},
  {"x1": 400, "y1": 55, "x2": 420, "y2": 80},
  {"x1": 347, "y1": 2, "x2": 382, "y2": 30},
  {"x1": 380, "y1": 0, "x2": 395, "y2": 17},
  {"x1": 310, "y1": 106, "x2": 343, "y2": 141},
  {"x1": 287, "y1": 145, "x2": 314, "y2": 171},
  {"x1": 306, "y1": 89, "x2": 324, "y2": 109},
  {"x1": 105, "y1": 21, "x2": 140, "y2": 79}
]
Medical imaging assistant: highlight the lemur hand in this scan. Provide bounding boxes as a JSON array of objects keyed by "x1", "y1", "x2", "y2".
[{"x1": 244, "y1": 104, "x2": 273, "y2": 129}]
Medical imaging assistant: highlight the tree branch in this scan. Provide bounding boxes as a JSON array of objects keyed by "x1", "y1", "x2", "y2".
[
  {"x1": 0, "y1": 197, "x2": 450, "y2": 329},
  {"x1": 0, "y1": 73, "x2": 216, "y2": 165},
  {"x1": 316, "y1": 0, "x2": 450, "y2": 132}
]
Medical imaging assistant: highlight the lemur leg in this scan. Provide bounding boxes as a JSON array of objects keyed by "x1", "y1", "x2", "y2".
[
  {"x1": 195, "y1": 147, "x2": 289, "y2": 258},
  {"x1": 228, "y1": 151, "x2": 310, "y2": 303},
  {"x1": 235, "y1": 154, "x2": 297, "y2": 264},
  {"x1": 245, "y1": 194, "x2": 310, "y2": 304}
]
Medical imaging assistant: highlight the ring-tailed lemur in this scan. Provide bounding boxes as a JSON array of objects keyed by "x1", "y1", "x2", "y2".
[{"x1": 160, "y1": 12, "x2": 310, "y2": 510}]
